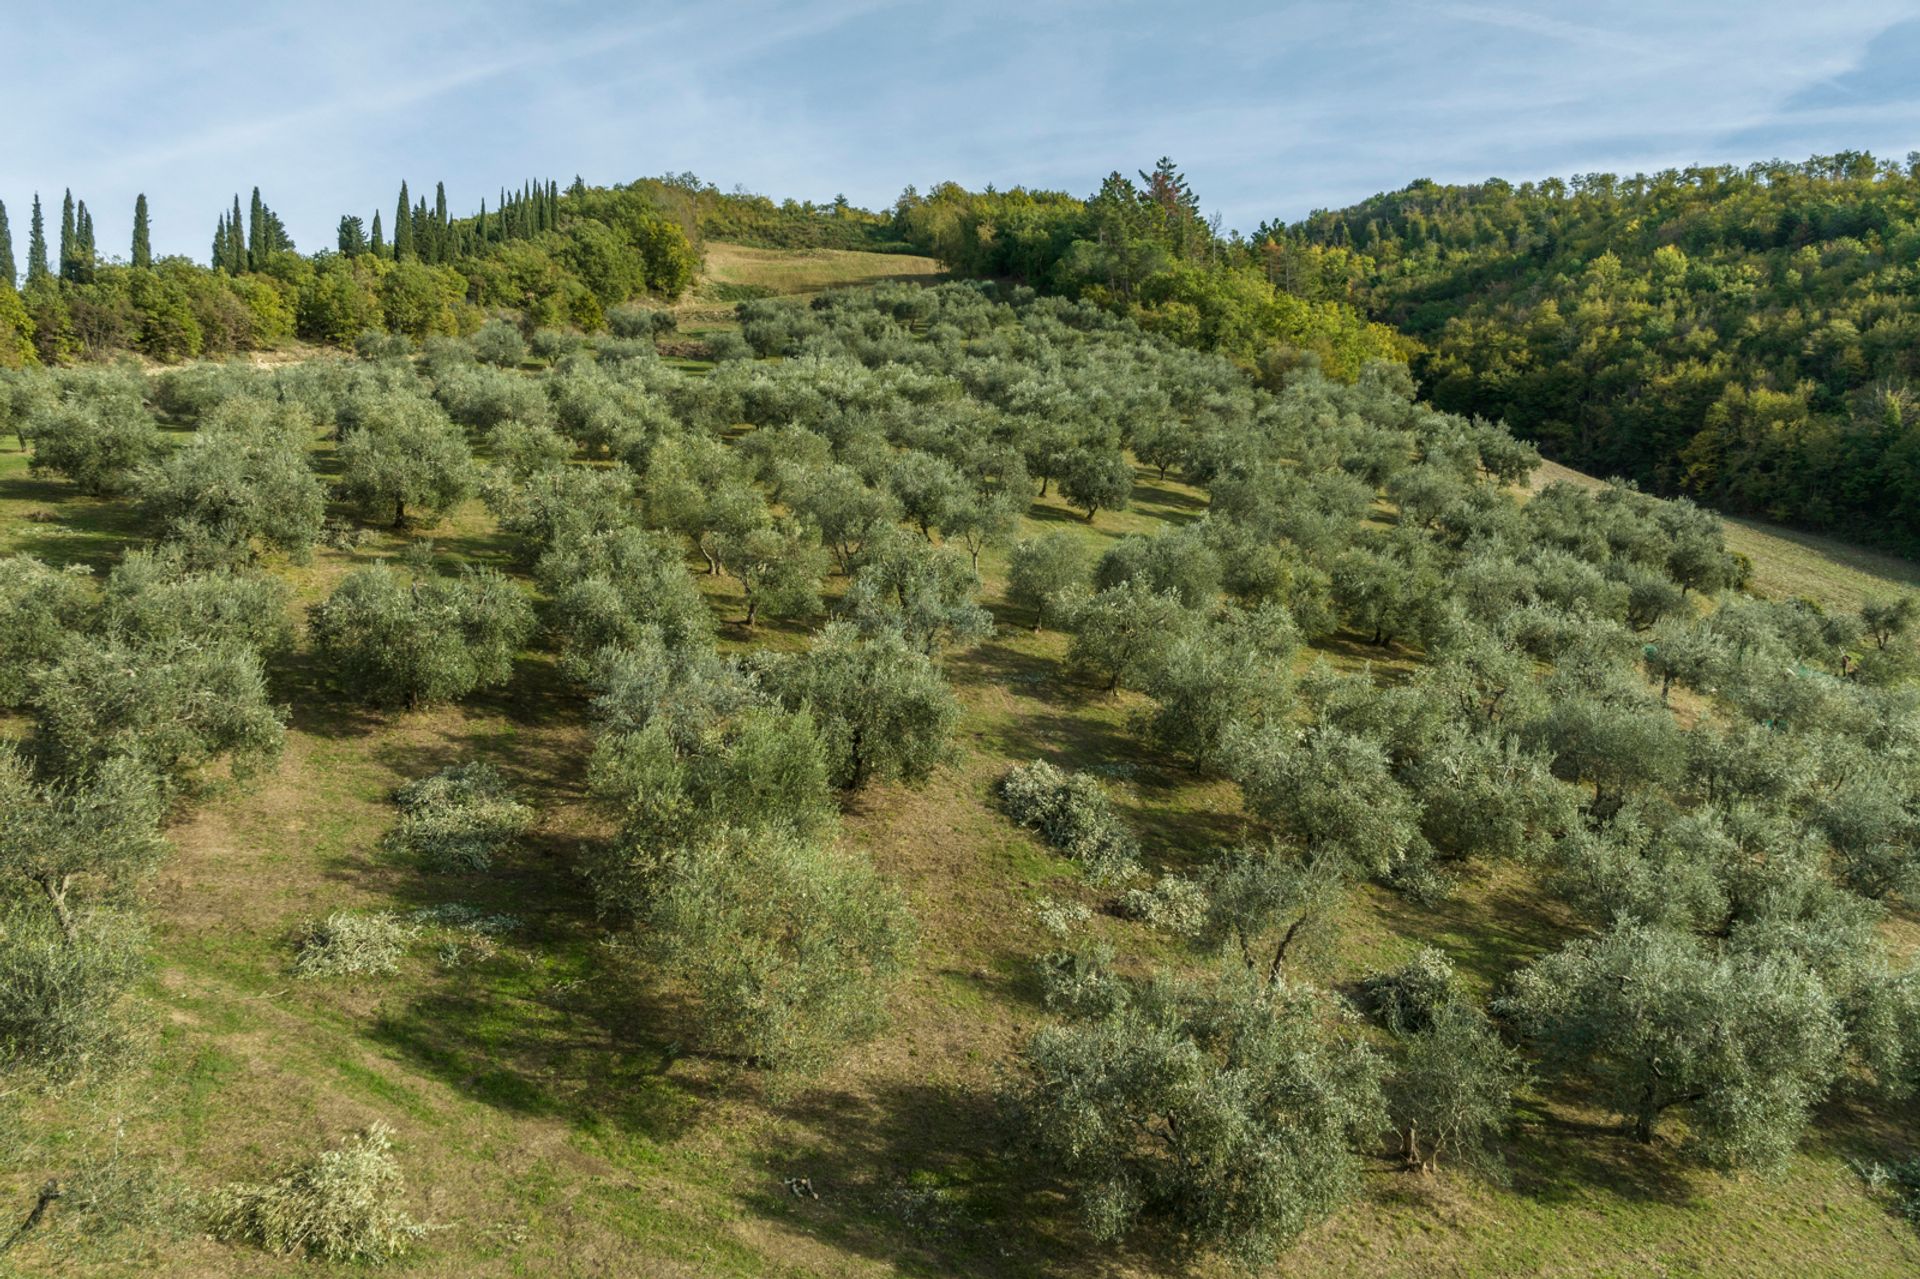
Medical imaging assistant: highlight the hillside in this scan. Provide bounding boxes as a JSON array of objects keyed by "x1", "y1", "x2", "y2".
[
  {"x1": 2, "y1": 244, "x2": 1920, "y2": 1279},
  {"x1": 1285, "y1": 154, "x2": 1920, "y2": 549}
]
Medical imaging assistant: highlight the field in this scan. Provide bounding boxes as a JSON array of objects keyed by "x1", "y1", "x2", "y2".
[{"x1": 3, "y1": 255, "x2": 1918, "y2": 1278}]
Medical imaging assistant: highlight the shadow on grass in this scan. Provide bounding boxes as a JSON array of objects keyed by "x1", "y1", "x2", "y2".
[
  {"x1": 1504, "y1": 1094, "x2": 1700, "y2": 1207},
  {"x1": 742, "y1": 1078, "x2": 1121, "y2": 1279}
]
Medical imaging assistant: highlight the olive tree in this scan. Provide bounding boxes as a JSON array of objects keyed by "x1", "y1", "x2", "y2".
[
  {"x1": 1385, "y1": 1000, "x2": 1522, "y2": 1176},
  {"x1": 631, "y1": 825, "x2": 914, "y2": 1077},
  {"x1": 29, "y1": 399, "x2": 164, "y2": 497},
  {"x1": 0, "y1": 750, "x2": 166, "y2": 943},
  {"x1": 790, "y1": 462, "x2": 900, "y2": 574},
  {"x1": 1006, "y1": 533, "x2": 1090, "y2": 631},
  {"x1": 335, "y1": 397, "x2": 476, "y2": 527},
  {"x1": 136, "y1": 401, "x2": 324, "y2": 564},
  {"x1": 1231, "y1": 722, "x2": 1422, "y2": 880},
  {"x1": 844, "y1": 526, "x2": 992, "y2": 656},
  {"x1": 1016, "y1": 973, "x2": 1384, "y2": 1267},
  {"x1": 768, "y1": 622, "x2": 960, "y2": 790},
  {"x1": 0, "y1": 555, "x2": 93, "y2": 708},
  {"x1": 716, "y1": 518, "x2": 828, "y2": 629},
  {"x1": 537, "y1": 527, "x2": 713, "y2": 679},
  {"x1": 28, "y1": 635, "x2": 286, "y2": 792},
  {"x1": 1066, "y1": 580, "x2": 1198, "y2": 693},
  {"x1": 1499, "y1": 921, "x2": 1846, "y2": 1166},
  {"x1": 1058, "y1": 447, "x2": 1134, "y2": 522},
  {"x1": 307, "y1": 563, "x2": 535, "y2": 708}
]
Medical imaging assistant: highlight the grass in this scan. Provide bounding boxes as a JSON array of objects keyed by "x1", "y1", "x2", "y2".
[
  {"x1": 1532, "y1": 458, "x2": 1920, "y2": 612},
  {"x1": 5, "y1": 274, "x2": 1920, "y2": 1276}
]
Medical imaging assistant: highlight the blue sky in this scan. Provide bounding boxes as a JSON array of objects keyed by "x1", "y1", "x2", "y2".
[{"x1": 4, "y1": 0, "x2": 1919, "y2": 264}]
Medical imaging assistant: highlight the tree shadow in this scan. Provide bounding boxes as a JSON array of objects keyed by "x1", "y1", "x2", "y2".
[
  {"x1": 739, "y1": 1077, "x2": 1147, "y2": 1278},
  {"x1": 1502, "y1": 1094, "x2": 1701, "y2": 1207}
]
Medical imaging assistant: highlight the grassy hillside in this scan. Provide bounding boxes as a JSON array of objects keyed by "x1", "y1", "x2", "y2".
[{"x1": 3, "y1": 262, "x2": 1918, "y2": 1278}]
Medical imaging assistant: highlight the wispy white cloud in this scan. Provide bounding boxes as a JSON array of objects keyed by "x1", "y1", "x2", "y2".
[{"x1": 4, "y1": 0, "x2": 1918, "y2": 262}]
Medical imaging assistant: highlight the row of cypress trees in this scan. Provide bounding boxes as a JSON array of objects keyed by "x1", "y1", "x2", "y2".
[
  {"x1": 335, "y1": 178, "x2": 566, "y2": 263},
  {"x1": 1, "y1": 176, "x2": 576, "y2": 286},
  {"x1": 0, "y1": 190, "x2": 155, "y2": 285}
]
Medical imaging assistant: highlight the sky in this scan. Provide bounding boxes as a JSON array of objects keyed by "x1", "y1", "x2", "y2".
[{"x1": 4, "y1": 0, "x2": 1920, "y2": 263}]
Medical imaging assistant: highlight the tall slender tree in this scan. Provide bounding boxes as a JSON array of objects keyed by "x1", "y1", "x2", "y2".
[
  {"x1": 370, "y1": 209, "x2": 385, "y2": 258},
  {"x1": 27, "y1": 194, "x2": 48, "y2": 284},
  {"x1": 229, "y1": 195, "x2": 246, "y2": 271},
  {"x1": 75, "y1": 201, "x2": 95, "y2": 281},
  {"x1": 131, "y1": 194, "x2": 151, "y2": 269},
  {"x1": 212, "y1": 212, "x2": 228, "y2": 271},
  {"x1": 58, "y1": 189, "x2": 76, "y2": 281},
  {"x1": 248, "y1": 187, "x2": 265, "y2": 270},
  {"x1": 0, "y1": 198, "x2": 14, "y2": 285},
  {"x1": 393, "y1": 182, "x2": 413, "y2": 260}
]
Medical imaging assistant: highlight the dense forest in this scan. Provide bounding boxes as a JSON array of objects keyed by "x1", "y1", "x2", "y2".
[
  {"x1": 1283, "y1": 152, "x2": 1920, "y2": 548},
  {"x1": 3, "y1": 266, "x2": 1919, "y2": 1270}
]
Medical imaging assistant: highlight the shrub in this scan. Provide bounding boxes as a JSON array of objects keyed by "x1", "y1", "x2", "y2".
[
  {"x1": 292, "y1": 912, "x2": 415, "y2": 978},
  {"x1": 1118, "y1": 874, "x2": 1207, "y2": 936},
  {"x1": 206, "y1": 1124, "x2": 428, "y2": 1263},
  {"x1": 384, "y1": 761, "x2": 534, "y2": 873},
  {"x1": 0, "y1": 905, "x2": 145, "y2": 1083},
  {"x1": 1362, "y1": 946, "x2": 1461, "y2": 1036},
  {"x1": 996, "y1": 760, "x2": 1140, "y2": 884}
]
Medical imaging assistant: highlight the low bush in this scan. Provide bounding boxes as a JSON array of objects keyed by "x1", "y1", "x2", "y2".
[
  {"x1": 996, "y1": 760, "x2": 1140, "y2": 883},
  {"x1": 383, "y1": 761, "x2": 534, "y2": 873},
  {"x1": 206, "y1": 1123, "x2": 428, "y2": 1263},
  {"x1": 292, "y1": 912, "x2": 414, "y2": 978}
]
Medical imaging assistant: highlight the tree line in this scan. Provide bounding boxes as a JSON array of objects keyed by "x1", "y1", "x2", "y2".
[
  {"x1": 1282, "y1": 151, "x2": 1920, "y2": 549},
  {"x1": 0, "y1": 177, "x2": 699, "y2": 368}
]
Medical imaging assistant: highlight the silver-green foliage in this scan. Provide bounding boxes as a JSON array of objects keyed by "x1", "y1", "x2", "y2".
[
  {"x1": 996, "y1": 760, "x2": 1139, "y2": 884},
  {"x1": 307, "y1": 562, "x2": 534, "y2": 708},
  {"x1": 206, "y1": 1123, "x2": 428, "y2": 1263},
  {"x1": 1016, "y1": 973, "x2": 1384, "y2": 1267},
  {"x1": 642, "y1": 825, "x2": 915, "y2": 1077},
  {"x1": 384, "y1": 761, "x2": 533, "y2": 873}
]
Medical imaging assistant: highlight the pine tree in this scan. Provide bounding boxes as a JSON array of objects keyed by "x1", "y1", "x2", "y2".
[
  {"x1": 58, "y1": 189, "x2": 76, "y2": 282},
  {"x1": 393, "y1": 182, "x2": 413, "y2": 260},
  {"x1": 336, "y1": 214, "x2": 367, "y2": 257},
  {"x1": 131, "y1": 194, "x2": 151, "y2": 269},
  {"x1": 26, "y1": 194, "x2": 48, "y2": 284},
  {"x1": 370, "y1": 209, "x2": 385, "y2": 258},
  {"x1": 0, "y1": 198, "x2": 14, "y2": 285}
]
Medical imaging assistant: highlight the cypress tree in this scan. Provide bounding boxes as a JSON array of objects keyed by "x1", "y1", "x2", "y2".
[
  {"x1": 27, "y1": 194, "x2": 49, "y2": 283},
  {"x1": 548, "y1": 179, "x2": 559, "y2": 228},
  {"x1": 394, "y1": 182, "x2": 413, "y2": 260},
  {"x1": 434, "y1": 181, "x2": 447, "y2": 231},
  {"x1": 212, "y1": 212, "x2": 227, "y2": 271},
  {"x1": 248, "y1": 187, "x2": 264, "y2": 269},
  {"x1": 58, "y1": 189, "x2": 76, "y2": 281},
  {"x1": 0, "y1": 198, "x2": 14, "y2": 285},
  {"x1": 371, "y1": 209, "x2": 385, "y2": 258},
  {"x1": 75, "y1": 201, "x2": 94, "y2": 281},
  {"x1": 229, "y1": 195, "x2": 246, "y2": 272},
  {"x1": 477, "y1": 198, "x2": 488, "y2": 244},
  {"x1": 132, "y1": 194, "x2": 151, "y2": 269}
]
